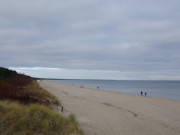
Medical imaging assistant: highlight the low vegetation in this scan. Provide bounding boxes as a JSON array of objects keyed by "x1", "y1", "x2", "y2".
[
  {"x1": 23, "y1": 80, "x2": 60, "y2": 105},
  {"x1": 0, "y1": 100, "x2": 83, "y2": 135},
  {"x1": 0, "y1": 67, "x2": 17, "y2": 80},
  {"x1": 0, "y1": 67, "x2": 83, "y2": 135},
  {"x1": 0, "y1": 68, "x2": 59, "y2": 105}
]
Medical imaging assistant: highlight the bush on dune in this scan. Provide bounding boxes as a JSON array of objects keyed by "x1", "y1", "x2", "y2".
[
  {"x1": 6, "y1": 74, "x2": 32, "y2": 87},
  {"x1": 0, "y1": 72, "x2": 59, "y2": 105},
  {"x1": 0, "y1": 80, "x2": 18, "y2": 99},
  {"x1": 0, "y1": 67, "x2": 17, "y2": 80}
]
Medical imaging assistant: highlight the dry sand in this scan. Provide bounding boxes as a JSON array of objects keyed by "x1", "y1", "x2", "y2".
[{"x1": 39, "y1": 80, "x2": 180, "y2": 135}]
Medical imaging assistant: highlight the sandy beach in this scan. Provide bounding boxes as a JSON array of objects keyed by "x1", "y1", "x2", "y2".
[{"x1": 39, "y1": 80, "x2": 180, "y2": 135}]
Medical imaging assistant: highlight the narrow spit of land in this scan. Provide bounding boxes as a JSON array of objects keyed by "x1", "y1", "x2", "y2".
[{"x1": 39, "y1": 80, "x2": 180, "y2": 135}]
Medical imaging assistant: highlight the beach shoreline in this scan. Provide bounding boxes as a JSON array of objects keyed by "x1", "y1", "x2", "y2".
[
  {"x1": 48, "y1": 80, "x2": 180, "y2": 102},
  {"x1": 51, "y1": 79, "x2": 180, "y2": 101},
  {"x1": 39, "y1": 80, "x2": 180, "y2": 135}
]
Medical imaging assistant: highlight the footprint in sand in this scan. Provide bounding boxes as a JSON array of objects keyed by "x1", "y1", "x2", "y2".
[{"x1": 102, "y1": 102, "x2": 138, "y2": 117}]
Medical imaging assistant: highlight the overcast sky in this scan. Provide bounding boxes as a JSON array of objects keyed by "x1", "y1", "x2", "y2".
[{"x1": 1, "y1": 0, "x2": 180, "y2": 80}]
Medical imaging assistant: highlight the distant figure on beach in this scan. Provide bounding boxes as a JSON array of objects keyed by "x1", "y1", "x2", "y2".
[
  {"x1": 145, "y1": 92, "x2": 147, "y2": 96},
  {"x1": 97, "y1": 86, "x2": 99, "y2": 89},
  {"x1": 141, "y1": 91, "x2": 143, "y2": 96}
]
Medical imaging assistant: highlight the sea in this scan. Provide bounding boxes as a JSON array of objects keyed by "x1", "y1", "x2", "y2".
[{"x1": 52, "y1": 79, "x2": 180, "y2": 100}]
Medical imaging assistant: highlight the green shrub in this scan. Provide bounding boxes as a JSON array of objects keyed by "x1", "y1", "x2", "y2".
[{"x1": 0, "y1": 67, "x2": 17, "y2": 80}]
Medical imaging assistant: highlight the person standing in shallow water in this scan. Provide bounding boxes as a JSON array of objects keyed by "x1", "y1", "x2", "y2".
[{"x1": 141, "y1": 91, "x2": 143, "y2": 96}]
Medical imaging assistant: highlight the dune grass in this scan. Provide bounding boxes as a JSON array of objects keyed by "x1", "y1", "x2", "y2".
[
  {"x1": 0, "y1": 68, "x2": 83, "y2": 135},
  {"x1": 0, "y1": 100, "x2": 83, "y2": 135},
  {"x1": 0, "y1": 75, "x2": 59, "y2": 105},
  {"x1": 22, "y1": 80, "x2": 60, "y2": 105}
]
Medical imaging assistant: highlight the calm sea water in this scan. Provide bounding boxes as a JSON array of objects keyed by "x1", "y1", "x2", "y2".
[{"x1": 53, "y1": 79, "x2": 180, "y2": 100}]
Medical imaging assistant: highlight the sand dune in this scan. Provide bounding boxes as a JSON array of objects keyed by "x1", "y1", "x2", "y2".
[{"x1": 39, "y1": 80, "x2": 180, "y2": 135}]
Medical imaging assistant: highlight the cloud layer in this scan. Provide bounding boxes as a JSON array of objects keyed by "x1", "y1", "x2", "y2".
[{"x1": 1, "y1": 0, "x2": 180, "y2": 79}]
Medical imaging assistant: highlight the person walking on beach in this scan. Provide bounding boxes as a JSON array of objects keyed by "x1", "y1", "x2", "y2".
[
  {"x1": 145, "y1": 92, "x2": 147, "y2": 96},
  {"x1": 141, "y1": 91, "x2": 143, "y2": 96}
]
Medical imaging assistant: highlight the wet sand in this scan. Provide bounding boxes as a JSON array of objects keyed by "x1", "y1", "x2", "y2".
[{"x1": 39, "y1": 80, "x2": 180, "y2": 135}]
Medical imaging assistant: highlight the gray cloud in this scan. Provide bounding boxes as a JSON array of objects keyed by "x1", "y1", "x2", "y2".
[{"x1": 1, "y1": 0, "x2": 180, "y2": 79}]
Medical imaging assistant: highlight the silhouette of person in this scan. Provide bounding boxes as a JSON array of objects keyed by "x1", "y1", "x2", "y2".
[
  {"x1": 145, "y1": 92, "x2": 147, "y2": 96},
  {"x1": 141, "y1": 91, "x2": 143, "y2": 96}
]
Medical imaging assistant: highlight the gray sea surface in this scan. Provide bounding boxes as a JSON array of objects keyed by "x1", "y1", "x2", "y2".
[{"x1": 52, "y1": 79, "x2": 180, "y2": 100}]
